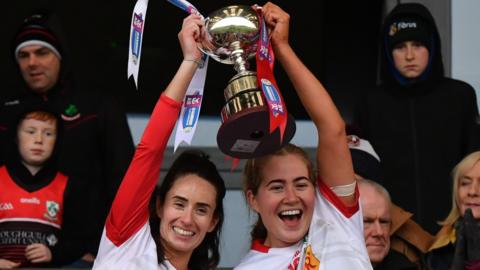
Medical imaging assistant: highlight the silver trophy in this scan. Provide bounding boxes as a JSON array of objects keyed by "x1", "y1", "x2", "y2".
[{"x1": 200, "y1": 5, "x2": 295, "y2": 159}]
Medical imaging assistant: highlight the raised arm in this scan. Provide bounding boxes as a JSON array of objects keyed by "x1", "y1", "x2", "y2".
[
  {"x1": 165, "y1": 14, "x2": 205, "y2": 101},
  {"x1": 104, "y1": 14, "x2": 205, "y2": 246},
  {"x1": 262, "y1": 3, "x2": 356, "y2": 205}
]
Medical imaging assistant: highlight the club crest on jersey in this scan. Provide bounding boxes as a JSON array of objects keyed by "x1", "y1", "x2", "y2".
[
  {"x1": 302, "y1": 245, "x2": 320, "y2": 270},
  {"x1": 61, "y1": 104, "x2": 81, "y2": 121},
  {"x1": 131, "y1": 12, "x2": 144, "y2": 65},
  {"x1": 182, "y1": 92, "x2": 202, "y2": 132},
  {"x1": 261, "y1": 79, "x2": 284, "y2": 117},
  {"x1": 44, "y1": 201, "x2": 60, "y2": 221}
]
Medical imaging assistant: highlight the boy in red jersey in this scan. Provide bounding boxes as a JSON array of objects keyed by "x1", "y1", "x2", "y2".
[{"x1": 0, "y1": 105, "x2": 87, "y2": 268}]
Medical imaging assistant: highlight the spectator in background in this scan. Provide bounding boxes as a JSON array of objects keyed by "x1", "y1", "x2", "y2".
[
  {"x1": 428, "y1": 151, "x2": 480, "y2": 270},
  {"x1": 358, "y1": 2, "x2": 480, "y2": 234},
  {"x1": 359, "y1": 179, "x2": 434, "y2": 270},
  {"x1": 358, "y1": 179, "x2": 393, "y2": 268},
  {"x1": 349, "y1": 136, "x2": 434, "y2": 269},
  {"x1": 0, "y1": 11, "x2": 134, "y2": 266},
  {"x1": 0, "y1": 104, "x2": 88, "y2": 268}
]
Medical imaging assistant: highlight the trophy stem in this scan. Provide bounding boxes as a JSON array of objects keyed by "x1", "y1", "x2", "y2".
[{"x1": 230, "y1": 41, "x2": 249, "y2": 73}]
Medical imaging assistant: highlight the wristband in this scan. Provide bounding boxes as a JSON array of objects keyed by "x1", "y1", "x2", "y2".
[
  {"x1": 330, "y1": 181, "x2": 356, "y2": 197},
  {"x1": 184, "y1": 58, "x2": 201, "y2": 66}
]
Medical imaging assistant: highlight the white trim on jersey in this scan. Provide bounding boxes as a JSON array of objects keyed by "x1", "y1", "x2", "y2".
[
  {"x1": 0, "y1": 217, "x2": 61, "y2": 229},
  {"x1": 297, "y1": 186, "x2": 371, "y2": 269},
  {"x1": 234, "y1": 241, "x2": 303, "y2": 270},
  {"x1": 93, "y1": 223, "x2": 175, "y2": 270},
  {"x1": 235, "y1": 179, "x2": 372, "y2": 270}
]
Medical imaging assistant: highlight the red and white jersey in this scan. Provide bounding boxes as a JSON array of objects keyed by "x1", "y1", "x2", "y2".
[
  {"x1": 235, "y1": 180, "x2": 372, "y2": 270},
  {"x1": 93, "y1": 95, "x2": 181, "y2": 270},
  {"x1": 235, "y1": 240, "x2": 303, "y2": 270},
  {"x1": 0, "y1": 166, "x2": 67, "y2": 266},
  {"x1": 94, "y1": 223, "x2": 175, "y2": 270}
]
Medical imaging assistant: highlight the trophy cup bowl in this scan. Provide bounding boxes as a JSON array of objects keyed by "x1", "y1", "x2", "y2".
[{"x1": 200, "y1": 5, "x2": 296, "y2": 159}]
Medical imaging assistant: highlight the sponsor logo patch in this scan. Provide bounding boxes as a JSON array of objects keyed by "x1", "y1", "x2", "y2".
[
  {"x1": 131, "y1": 12, "x2": 144, "y2": 65},
  {"x1": 46, "y1": 234, "x2": 58, "y2": 246},
  {"x1": 0, "y1": 202, "x2": 14, "y2": 211},
  {"x1": 61, "y1": 104, "x2": 81, "y2": 121},
  {"x1": 20, "y1": 197, "x2": 40, "y2": 205},
  {"x1": 182, "y1": 92, "x2": 202, "y2": 132},
  {"x1": 389, "y1": 21, "x2": 417, "y2": 36}
]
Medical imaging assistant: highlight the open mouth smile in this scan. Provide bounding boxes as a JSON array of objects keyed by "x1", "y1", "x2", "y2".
[
  {"x1": 278, "y1": 209, "x2": 302, "y2": 222},
  {"x1": 173, "y1": 226, "x2": 194, "y2": 237}
]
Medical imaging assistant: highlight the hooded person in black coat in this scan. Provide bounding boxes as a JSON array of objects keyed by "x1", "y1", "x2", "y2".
[
  {"x1": 358, "y1": 3, "x2": 480, "y2": 234},
  {"x1": 0, "y1": 11, "x2": 134, "y2": 266}
]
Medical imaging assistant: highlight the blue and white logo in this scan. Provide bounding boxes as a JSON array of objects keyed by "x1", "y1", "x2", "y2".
[
  {"x1": 259, "y1": 18, "x2": 271, "y2": 62},
  {"x1": 261, "y1": 79, "x2": 284, "y2": 117},
  {"x1": 131, "y1": 13, "x2": 144, "y2": 64},
  {"x1": 182, "y1": 92, "x2": 202, "y2": 131}
]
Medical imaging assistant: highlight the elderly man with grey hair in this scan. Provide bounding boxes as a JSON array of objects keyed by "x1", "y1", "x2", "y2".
[{"x1": 349, "y1": 135, "x2": 433, "y2": 269}]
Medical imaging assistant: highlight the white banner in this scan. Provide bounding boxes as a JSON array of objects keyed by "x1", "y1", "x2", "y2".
[
  {"x1": 174, "y1": 56, "x2": 209, "y2": 151},
  {"x1": 127, "y1": 0, "x2": 149, "y2": 88}
]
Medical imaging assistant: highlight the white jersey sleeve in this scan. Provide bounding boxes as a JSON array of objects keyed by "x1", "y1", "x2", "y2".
[
  {"x1": 92, "y1": 95, "x2": 181, "y2": 270},
  {"x1": 299, "y1": 180, "x2": 372, "y2": 269},
  {"x1": 235, "y1": 179, "x2": 373, "y2": 270},
  {"x1": 93, "y1": 223, "x2": 171, "y2": 270}
]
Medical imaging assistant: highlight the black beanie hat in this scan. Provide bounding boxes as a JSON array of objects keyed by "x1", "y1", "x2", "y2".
[
  {"x1": 387, "y1": 16, "x2": 432, "y2": 52},
  {"x1": 13, "y1": 12, "x2": 62, "y2": 60}
]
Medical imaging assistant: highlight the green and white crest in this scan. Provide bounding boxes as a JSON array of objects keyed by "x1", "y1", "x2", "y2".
[{"x1": 44, "y1": 200, "x2": 60, "y2": 221}]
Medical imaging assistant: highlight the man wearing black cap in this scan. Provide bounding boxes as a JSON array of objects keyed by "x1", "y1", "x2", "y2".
[
  {"x1": 0, "y1": 11, "x2": 134, "y2": 267},
  {"x1": 15, "y1": 19, "x2": 62, "y2": 96},
  {"x1": 358, "y1": 3, "x2": 480, "y2": 235}
]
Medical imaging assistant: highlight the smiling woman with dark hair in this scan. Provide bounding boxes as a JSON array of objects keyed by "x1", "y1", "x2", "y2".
[
  {"x1": 148, "y1": 150, "x2": 225, "y2": 270},
  {"x1": 92, "y1": 14, "x2": 225, "y2": 270}
]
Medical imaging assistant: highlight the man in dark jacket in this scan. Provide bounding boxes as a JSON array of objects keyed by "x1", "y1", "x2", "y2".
[
  {"x1": 358, "y1": 3, "x2": 480, "y2": 234},
  {"x1": 350, "y1": 135, "x2": 433, "y2": 269},
  {"x1": 0, "y1": 11, "x2": 134, "y2": 266}
]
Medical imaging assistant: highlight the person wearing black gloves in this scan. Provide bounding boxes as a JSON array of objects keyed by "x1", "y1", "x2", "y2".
[
  {"x1": 0, "y1": 11, "x2": 134, "y2": 266},
  {"x1": 358, "y1": 2, "x2": 480, "y2": 235},
  {"x1": 428, "y1": 151, "x2": 480, "y2": 269}
]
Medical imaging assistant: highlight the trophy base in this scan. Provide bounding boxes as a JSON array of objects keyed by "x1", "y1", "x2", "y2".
[{"x1": 217, "y1": 106, "x2": 296, "y2": 159}]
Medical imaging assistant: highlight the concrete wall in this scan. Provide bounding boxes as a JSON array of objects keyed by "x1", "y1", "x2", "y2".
[{"x1": 452, "y1": 0, "x2": 480, "y2": 109}]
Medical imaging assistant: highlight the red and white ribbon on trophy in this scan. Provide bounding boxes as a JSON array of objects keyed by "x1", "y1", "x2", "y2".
[{"x1": 256, "y1": 10, "x2": 288, "y2": 142}]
